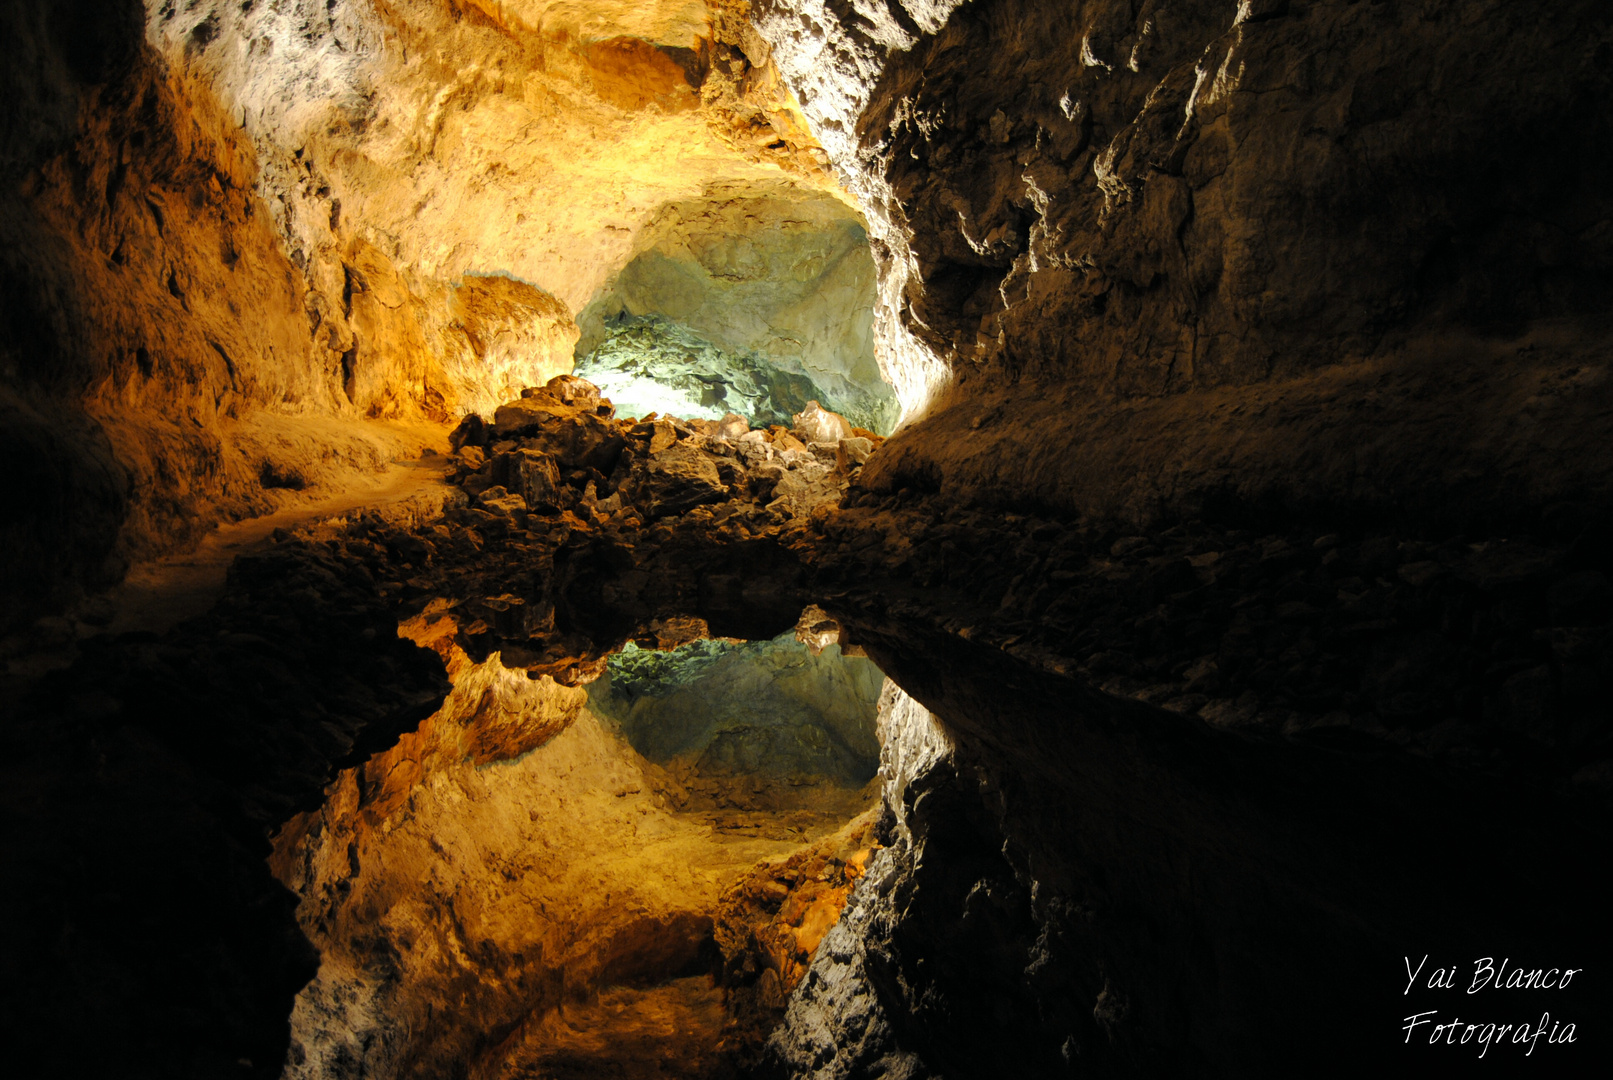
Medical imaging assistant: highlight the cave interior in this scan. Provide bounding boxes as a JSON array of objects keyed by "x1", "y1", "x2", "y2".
[{"x1": 1, "y1": 1, "x2": 1610, "y2": 1078}]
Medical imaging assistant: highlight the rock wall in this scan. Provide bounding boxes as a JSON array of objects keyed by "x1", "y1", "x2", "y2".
[
  {"x1": 762, "y1": 621, "x2": 1609, "y2": 1076},
  {"x1": 146, "y1": 0, "x2": 839, "y2": 366},
  {"x1": 2, "y1": 0, "x2": 861, "y2": 621},
  {"x1": 8, "y1": 1, "x2": 1611, "y2": 1075},
  {"x1": 754, "y1": 0, "x2": 1613, "y2": 528},
  {"x1": 1, "y1": 0, "x2": 338, "y2": 616},
  {"x1": 575, "y1": 182, "x2": 900, "y2": 431}
]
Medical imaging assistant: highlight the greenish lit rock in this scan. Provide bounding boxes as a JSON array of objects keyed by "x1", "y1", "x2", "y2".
[
  {"x1": 586, "y1": 632, "x2": 885, "y2": 786},
  {"x1": 575, "y1": 315, "x2": 898, "y2": 433},
  {"x1": 574, "y1": 183, "x2": 900, "y2": 434}
]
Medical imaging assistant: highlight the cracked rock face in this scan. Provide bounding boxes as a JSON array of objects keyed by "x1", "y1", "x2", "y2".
[
  {"x1": 753, "y1": 0, "x2": 1613, "y2": 528},
  {"x1": 574, "y1": 182, "x2": 899, "y2": 433},
  {"x1": 1, "y1": 0, "x2": 866, "y2": 620},
  {"x1": 5, "y1": 2, "x2": 1613, "y2": 1077},
  {"x1": 758, "y1": 0, "x2": 1613, "y2": 381}
]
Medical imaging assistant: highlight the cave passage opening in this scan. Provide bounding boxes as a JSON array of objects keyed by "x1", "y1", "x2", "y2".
[{"x1": 571, "y1": 183, "x2": 900, "y2": 435}]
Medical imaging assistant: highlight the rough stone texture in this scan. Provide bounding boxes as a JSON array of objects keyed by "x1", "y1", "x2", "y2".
[
  {"x1": 326, "y1": 377, "x2": 1605, "y2": 1073},
  {"x1": 270, "y1": 584, "x2": 886, "y2": 1080},
  {"x1": 379, "y1": 376, "x2": 1607, "y2": 1075},
  {"x1": 1, "y1": 0, "x2": 366, "y2": 614},
  {"x1": 273, "y1": 640, "x2": 846, "y2": 1080},
  {"x1": 585, "y1": 316, "x2": 764, "y2": 422},
  {"x1": 442, "y1": 274, "x2": 580, "y2": 417},
  {"x1": 6, "y1": 2, "x2": 1613, "y2": 1076},
  {"x1": 862, "y1": 321, "x2": 1613, "y2": 532},
  {"x1": 337, "y1": 241, "x2": 581, "y2": 421},
  {"x1": 575, "y1": 182, "x2": 899, "y2": 432},
  {"x1": 578, "y1": 312, "x2": 894, "y2": 433},
  {"x1": 754, "y1": 0, "x2": 1613, "y2": 528},
  {"x1": 151, "y1": 0, "x2": 838, "y2": 313},
  {"x1": 712, "y1": 809, "x2": 886, "y2": 1073},
  {"x1": 0, "y1": 0, "x2": 855, "y2": 620},
  {"x1": 0, "y1": 374, "x2": 885, "y2": 1078},
  {"x1": 588, "y1": 632, "x2": 885, "y2": 785},
  {"x1": 762, "y1": 681, "x2": 946, "y2": 1080},
  {"x1": 4, "y1": 334, "x2": 1610, "y2": 1078},
  {"x1": 750, "y1": 0, "x2": 967, "y2": 418},
  {"x1": 131, "y1": 0, "x2": 845, "y2": 446},
  {"x1": 365, "y1": 377, "x2": 877, "y2": 685},
  {"x1": 624, "y1": 438, "x2": 734, "y2": 518}
]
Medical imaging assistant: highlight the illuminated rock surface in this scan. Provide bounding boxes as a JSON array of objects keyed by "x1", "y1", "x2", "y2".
[
  {"x1": 2, "y1": 1, "x2": 1612, "y2": 1078},
  {"x1": 271, "y1": 595, "x2": 885, "y2": 1079},
  {"x1": 575, "y1": 184, "x2": 899, "y2": 433},
  {"x1": 589, "y1": 633, "x2": 884, "y2": 786},
  {"x1": 0, "y1": 0, "x2": 843, "y2": 618},
  {"x1": 576, "y1": 315, "x2": 839, "y2": 432},
  {"x1": 754, "y1": 0, "x2": 1613, "y2": 523}
]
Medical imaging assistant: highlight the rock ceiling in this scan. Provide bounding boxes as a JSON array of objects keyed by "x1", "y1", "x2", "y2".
[{"x1": 151, "y1": 0, "x2": 844, "y2": 310}]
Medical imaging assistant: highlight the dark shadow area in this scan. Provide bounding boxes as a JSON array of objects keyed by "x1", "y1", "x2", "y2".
[{"x1": 795, "y1": 615, "x2": 1610, "y2": 1075}]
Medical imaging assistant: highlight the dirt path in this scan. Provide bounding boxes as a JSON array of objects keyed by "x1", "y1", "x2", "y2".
[{"x1": 102, "y1": 455, "x2": 455, "y2": 637}]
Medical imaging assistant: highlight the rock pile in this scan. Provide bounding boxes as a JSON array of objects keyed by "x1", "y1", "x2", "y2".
[
  {"x1": 327, "y1": 377, "x2": 885, "y2": 682},
  {"x1": 315, "y1": 371, "x2": 1611, "y2": 790}
]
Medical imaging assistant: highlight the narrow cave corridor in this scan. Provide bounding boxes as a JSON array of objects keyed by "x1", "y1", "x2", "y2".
[{"x1": 3, "y1": 2, "x2": 1612, "y2": 1079}]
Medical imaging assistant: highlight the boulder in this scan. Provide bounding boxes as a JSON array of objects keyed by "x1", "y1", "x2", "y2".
[
  {"x1": 476, "y1": 486, "x2": 528, "y2": 520},
  {"x1": 750, "y1": 463, "x2": 786, "y2": 501},
  {"x1": 769, "y1": 426, "x2": 809, "y2": 454},
  {"x1": 629, "y1": 419, "x2": 678, "y2": 455},
  {"x1": 716, "y1": 413, "x2": 750, "y2": 439},
  {"x1": 448, "y1": 413, "x2": 487, "y2": 451},
  {"x1": 492, "y1": 394, "x2": 626, "y2": 474},
  {"x1": 793, "y1": 400, "x2": 853, "y2": 444},
  {"x1": 836, "y1": 437, "x2": 874, "y2": 472},
  {"x1": 521, "y1": 374, "x2": 605, "y2": 412},
  {"x1": 736, "y1": 430, "x2": 774, "y2": 468},
  {"x1": 516, "y1": 450, "x2": 563, "y2": 513},
  {"x1": 622, "y1": 442, "x2": 728, "y2": 519}
]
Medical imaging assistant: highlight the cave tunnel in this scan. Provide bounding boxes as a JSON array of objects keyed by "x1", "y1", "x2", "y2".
[{"x1": 2, "y1": 1, "x2": 1611, "y2": 1078}]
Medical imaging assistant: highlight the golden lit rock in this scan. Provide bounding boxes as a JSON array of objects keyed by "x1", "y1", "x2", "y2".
[{"x1": 4, "y1": 2, "x2": 1610, "y2": 1078}]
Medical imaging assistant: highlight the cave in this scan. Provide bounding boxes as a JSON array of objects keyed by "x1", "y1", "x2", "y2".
[{"x1": 2, "y1": 2, "x2": 1610, "y2": 1078}]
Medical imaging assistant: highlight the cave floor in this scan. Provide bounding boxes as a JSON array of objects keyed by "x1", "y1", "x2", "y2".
[
  {"x1": 2, "y1": 426, "x2": 455, "y2": 695},
  {"x1": 104, "y1": 446, "x2": 456, "y2": 638}
]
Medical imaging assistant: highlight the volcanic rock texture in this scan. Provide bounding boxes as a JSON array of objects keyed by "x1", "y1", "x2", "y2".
[
  {"x1": 755, "y1": 0, "x2": 1613, "y2": 526},
  {"x1": 272, "y1": 613, "x2": 885, "y2": 1080},
  {"x1": 6, "y1": 1, "x2": 1613, "y2": 1079},
  {"x1": 248, "y1": 379, "x2": 899, "y2": 1079},
  {"x1": 0, "y1": 0, "x2": 854, "y2": 625},
  {"x1": 574, "y1": 184, "x2": 899, "y2": 432}
]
